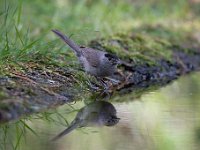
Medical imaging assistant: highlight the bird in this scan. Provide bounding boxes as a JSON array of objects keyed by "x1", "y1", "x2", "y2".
[
  {"x1": 51, "y1": 101, "x2": 120, "y2": 141},
  {"x1": 52, "y1": 29, "x2": 120, "y2": 78}
]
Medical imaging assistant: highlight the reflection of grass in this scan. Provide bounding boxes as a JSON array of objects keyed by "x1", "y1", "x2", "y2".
[
  {"x1": 0, "y1": 122, "x2": 24, "y2": 150},
  {"x1": 1, "y1": 120, "x2": 37, "y2": 150},
  {"x1": 0, "y1": 103, "x2": 79, "y2": 150}
]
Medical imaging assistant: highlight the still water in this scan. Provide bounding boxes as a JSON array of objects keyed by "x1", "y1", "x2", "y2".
[{"x1": 0, "y1": 72, "x2": 200, "y2": 150}]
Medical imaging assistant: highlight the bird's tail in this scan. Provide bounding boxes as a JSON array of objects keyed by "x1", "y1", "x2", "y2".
[
  {"x1": 52, "y1": 29, "x2": 82, "y2": 57},
  {"x1": 51, "y1": 121, "x2": 80, "y2": 141}
]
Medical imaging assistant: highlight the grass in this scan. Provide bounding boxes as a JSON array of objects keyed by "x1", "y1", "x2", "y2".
[{"x1": 0, "y1": 0, "x2": 200, "y2": 74}]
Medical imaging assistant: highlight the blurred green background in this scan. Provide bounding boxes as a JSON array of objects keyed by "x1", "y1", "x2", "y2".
[{"x1": 0, "y1": 0, "x2": 200, "y2": 64}]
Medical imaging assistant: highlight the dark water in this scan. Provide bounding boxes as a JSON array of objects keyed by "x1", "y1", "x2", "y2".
[{"x1": 1, "y1": 72, "x2": 200, "y2": 150}]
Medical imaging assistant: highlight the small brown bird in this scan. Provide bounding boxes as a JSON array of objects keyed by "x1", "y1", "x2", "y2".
[
  {"x1": 51, "y1": 101, "x2": 120, "y2": 141},
  {"x1": 52, "y1": 29, "x2": 120, "y2": 78}
]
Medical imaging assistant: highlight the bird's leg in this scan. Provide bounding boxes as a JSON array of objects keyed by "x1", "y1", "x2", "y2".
[
  {"x1": 85, "y1": 76, "x2": 101, "y2": 92},
  {"x1": 116, "y1": 69, "x2": 126, "y2": 81},
  {"x1": 97, "y1": 77, "x2": 109, "y2": 88},
  {"x1": 100, "y1": 79, "x2": 111, "y2": 99},
  {"x1": 111, "y1": 69, "x2": 133, "y2": 90},
  {"x1": 96, "y1": 77, "x2": 113, "y2": 98},
  {"x1": 115, "y1": 69, "x2": 133, "y2": 84},
  {"x1": 87, "y1": 81, "x2": 100, "y2": 91},
  {"x1": 86, "y1": 76, "x2": 111, "y2": 92},
  {"x1": 87, "y1": 80, "x2": 100, "y2": 92},
  {"x1": 105, "y1": 77, "x2": 121, "y2": 84}
]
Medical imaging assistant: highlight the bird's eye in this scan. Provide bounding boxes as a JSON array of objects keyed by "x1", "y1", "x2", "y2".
[
  {"x1": 105, "y1": 53, "x2": 118, "y2": 60},
  {"x1": 107, "y1": 120, "x2": 112, "y2": 123}
]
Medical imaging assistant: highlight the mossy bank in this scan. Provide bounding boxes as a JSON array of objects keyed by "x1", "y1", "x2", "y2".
[{"x1": 1, "y1": 25, "x2": 200, "y2": 123}]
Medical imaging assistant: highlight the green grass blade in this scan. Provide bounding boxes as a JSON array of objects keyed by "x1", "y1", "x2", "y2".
[
  {"x1": 16, "y1": 38, "x2": 41, "y2": 59},
  {"x1": 17, "y1": 0, "x2": 22, "y2": 25},
  {"x1": 22, "y1": 38, "x2": 40, "y2": 51},
  {"x1": 14, "y1": 130, "x2": 23, "y2": 150},
  {"x1": 0, "y1": 11, "x2": 5, "y2": 16},
  {"x1": 24, "y1": 27, "x2": 30, "y2": 45},
  {"x1": 14, "y1": 24, "x2": 24, "y2": 46},
  {"x1": 4, "y1": 0, "x2": 9, "y2": 26},
  {"x1": 5, "y1": 31, "x2": 9, "y2": 51},
  {"x1": 20, "y1": 120, "x2": 38, "y2": 136}
]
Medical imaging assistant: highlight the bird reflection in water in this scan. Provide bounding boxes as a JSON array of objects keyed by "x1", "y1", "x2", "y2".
[{"x1": 52, "y1": 101, "x2": 120, "y2": 141}]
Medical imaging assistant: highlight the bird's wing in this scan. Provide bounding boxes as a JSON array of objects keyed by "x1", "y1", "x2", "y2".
[
  {"x1": 83, "y1": 112, "x2": 99, "y2": 126},
  {"x1": 81, "y1": 47, "x2": 101, "y2": 67}
]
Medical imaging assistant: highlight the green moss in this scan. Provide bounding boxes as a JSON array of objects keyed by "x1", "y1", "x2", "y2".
[
  {"x1": 90, "y1": 31, "x2": 174, "y2": 66},
  {"x1": 0, "y1": 90, "x2": 8, "y2": 100},
  {"x1": 0, "y1": 103, "x2": 10, "y2": 110}
]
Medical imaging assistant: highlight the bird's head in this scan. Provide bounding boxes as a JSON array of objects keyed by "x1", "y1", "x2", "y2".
[{"x1": 104, "y1": 53, "x2": 120, "y2": 66}]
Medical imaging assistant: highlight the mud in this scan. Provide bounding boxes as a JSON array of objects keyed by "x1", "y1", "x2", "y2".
[{"x1": 0, "y1": 66, "x2": 78, "y2": 123}]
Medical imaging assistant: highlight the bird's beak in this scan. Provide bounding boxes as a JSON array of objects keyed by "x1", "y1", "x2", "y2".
[{"x1": 113, "y1": 116, "x2": 120, "y2": 121}]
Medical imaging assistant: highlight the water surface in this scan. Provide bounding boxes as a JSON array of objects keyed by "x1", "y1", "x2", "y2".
[{"x1": 1, "y1": 72, "x2": 200, "y2": 150}]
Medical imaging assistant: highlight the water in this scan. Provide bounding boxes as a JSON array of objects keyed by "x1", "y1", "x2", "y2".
[{"x1": 1, "y1": 72, "x2": 200, "y2": 150}]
